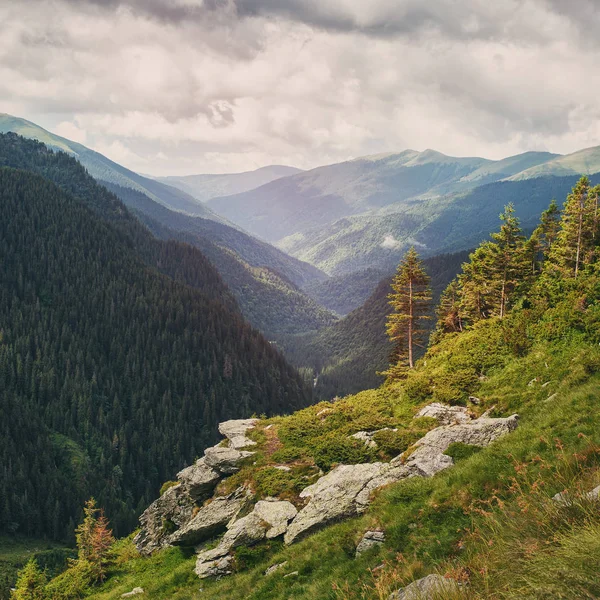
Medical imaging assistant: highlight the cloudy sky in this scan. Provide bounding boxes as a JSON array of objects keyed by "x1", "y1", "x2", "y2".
[{"x1": 2, "y1": 0, "x2": 600, "y2": 175}]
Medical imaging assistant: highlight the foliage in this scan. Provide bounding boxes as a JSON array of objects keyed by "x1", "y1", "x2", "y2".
[
  {"x1": 0, "y1": 134, "x2": 310, "y2": 541},
  {"x1": 386, "y1": 247, "x2": 432, "y2": 373},
  {"x1": 10, "y1": 560, "x2": 47, "y2": 600}
]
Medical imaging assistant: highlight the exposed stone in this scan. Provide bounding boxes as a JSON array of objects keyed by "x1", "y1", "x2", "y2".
[
  {"x1": 218, "y1": 419, "x2": 259, "y2": 450},
  {"x1": 398, "y1": 414, "x2": 519, "y2": 477},
  {"x1": 415, "y1": 403, "x2": 470, "y2": 425},
  {"x1": 264, "y1": 561, "x2": 288, "y2": 576},
  {"x1": 355, "y1": 530, "x2": 385, "y2": 557},
  {"x1": 134, "y1": 484, "x2": 196, "y2": 555},
  {"x1": 285, "y1": 415, "x2": 519, "y2": 545},
  {"x1": 284, "y1": 463, "x2": 386, "y2": 544},
  {"x1": 121, "y1": 588, "x2": 144, "y2": 598},
  {"x1": 389, "y1": 574, "x2": 459, "y2": 599},
  {"x1": 195, "y1": 500, "x2": 297, "y2": 578},
  {"x1": 284, "y1": 571, "x2": 299, "y2": 578},
  {"x1": 273, "y1": 465, "x2": 291, "y2": 471},
  {"x1": 552, "y1": 484, "x2": 600, "y2": 505},
  {"x1": 468, "y1": 396, "x2": 482, "y2": 405},
  {"x1": 351, "y1": 428, "x2": 398, "y2": 449},
  {"x1": 195, "y1": 554, "x2": 233, "y2": 579},
  {"x1": 203, "y1": 445, "x2": 254, "y2": 474},
  {"x1": 169, "y1": 488, "x2": 250, "y2": 546},
  {"x1": 176, "y1": 458, "x2": 220, "y2": 501}
]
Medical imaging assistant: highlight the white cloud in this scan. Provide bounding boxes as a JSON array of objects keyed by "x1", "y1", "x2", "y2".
[{"x1": 1, "y1": 1, "x2": 600, "y2": 174}]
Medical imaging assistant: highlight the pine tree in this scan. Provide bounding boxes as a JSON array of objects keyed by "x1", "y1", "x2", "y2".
[
  {"x1": 488, "y1": 204, "x2": 527, "y2": 317},
  {"x1": 386, "y1": 248, "x2": 432, "y2": 373},
  {"x1": 434, "y1": 278, "x2": 463, "y2": 338},
  {"x1": 11, "y1": 559, "x2": 47, "y2": 600},
  {"x1": 548, "y1": 176, "x2": 597, "y2": 277}
]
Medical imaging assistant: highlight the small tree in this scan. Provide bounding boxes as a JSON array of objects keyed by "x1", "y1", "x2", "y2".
[
  {"x1": 11, "y1": 559, "x2": 47, "y2": 600},
  {"x1": 74, "y1": 499, "x2": 114, "y2": 583},
  {"x1": 386, "y1": 247, "x2": 432, "y2": 373}
]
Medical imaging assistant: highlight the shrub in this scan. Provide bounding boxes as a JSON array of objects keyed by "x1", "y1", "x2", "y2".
[
  {"x1": 443, "y1": 442, "x2": 482, "y2": 462},
  {"x1": 159, "y1": 481, "x2": 178, "y2": 496},
  {"x1": 311, "y1": 434, "x2": 374, "y2": 471}
]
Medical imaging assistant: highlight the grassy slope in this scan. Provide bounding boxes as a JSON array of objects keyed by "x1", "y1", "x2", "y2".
[{"x1": 86, "y1": 320, "x2": 600, "y2": 599}]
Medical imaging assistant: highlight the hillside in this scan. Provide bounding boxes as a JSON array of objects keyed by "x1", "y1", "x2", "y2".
[
  {"x1": 103, "y1": 182, "x2": 335, "y2": 338},
  {"x1": 0, "y1": 135, "x2": 310, "y2": 552},
  {"x1": 508, "y1": 145, "x2": 600, "y2": 180},
  {"x1": 42, "y1": 176, "x2": 600, "y2": 600},
  {"x1": 280, "y1": 173, "x2": 600, "y2": 275},
  {"x1": 0, "y1": 114, "x2": 219, "y2": 218},
  {"x1": 283, "y1": 251, "x2": 470, "y2": 400},
  {"x1": 206, "y1": 150, "x2": 495, "y2": 243},
  {"x1": 156, "y1": 165, "x2": 303, "y2": 203}
]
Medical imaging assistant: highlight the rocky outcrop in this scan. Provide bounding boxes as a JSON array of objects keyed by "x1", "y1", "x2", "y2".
[
  {"x1": 218, "y1": 419, "x2": 259, "y2": 450},
  {"x1": 195, "y1": 500, "x2": 297, "y2": 578},
  {"x1": 176, "y1": 458, "x2": 221, "y2": 501},
  {"x1": 169, "y1": 487, "x2": 250, "y2": 546},
  {"x1": 195, "y1": 555, "x2": 233, "y2": 579},
  {"x1": 400, "y1": 414, "x2": 519, "y2": 477},
  {"x1": 265, "y1": 561, "x2": 288, "y2": 576},
  {"x1": 121, "y1": 588, "x2": 144, "y2": 598},
  {"x1": 203, "y1": 446, "x2": 254, "y2": 474},
  {"x1": 134, "y1": 420, "x2": 258, "y2": 555},
  {"x1": 415, "y1": 403, "x2": 470, "y2": 425},
  {"x1": 355, "y1": 530, "x2": 385, "y2": 557},
  {"x1": 134, "y1": 484, "x2": 197, "y2": 555},
  {"x1": 389, "y1": 574, "x2": 460, "y2": 599},
  {"x1": 284, "y1": 413, "x2": 518, "y2": 545}
]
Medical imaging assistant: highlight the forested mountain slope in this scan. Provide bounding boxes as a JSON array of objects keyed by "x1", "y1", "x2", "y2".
[
  {"x1": 282, "y1": 250, "x2": 470, "y2": 399},
  {"x1": 102, "y1": 182, "x2": 335, "y2": 338},
  {"x1": 0, "y1": 137, "x2": 310, "y2": 546},
  {"x1": 281, "y1": 173, "x2": 600, "y2": 275},
  {"x1": 62, "y1": 176, "x2": 600, "y2": 600},
  {"x1": 0, "y1": 114, "x2": 219, "y2": 218}
]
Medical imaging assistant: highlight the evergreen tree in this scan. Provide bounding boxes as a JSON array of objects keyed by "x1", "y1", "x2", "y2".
[
  {"x1": 386, "y1": 248, "x2": 432, "y2": 373},
  {"x1": 488, "y1": 203, "x2": 527, "y2": 317},
  {"x1": 434, "y1": 278, "x2": 462, "y2": 339},
  {"x1": 11, "y1": 560, "x2": 47, "y2": 600},
  {"x1": 547, "y1": 177, "x2": 598, "y2": 277}
]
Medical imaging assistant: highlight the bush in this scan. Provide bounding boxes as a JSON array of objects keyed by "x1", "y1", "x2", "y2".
[
  {"x1": 311, "y1": 434, "x2": 374, "y2": 471},
  {"x1": 443, "y1": 442, "x2": 482, "y2": 462},
  {"x1": 159, "y1": 481, "x2": 178, "y2": 496},
  {"x1": 373, "y1": 429, "x2": 421, "y2": 458}
]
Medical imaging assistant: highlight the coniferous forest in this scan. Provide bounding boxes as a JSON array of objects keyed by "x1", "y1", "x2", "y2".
[{"x1": 0, "y1": 134, "x2": 309, "y2": 542}]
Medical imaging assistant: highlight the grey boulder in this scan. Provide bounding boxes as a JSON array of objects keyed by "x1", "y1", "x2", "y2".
[
  {"x1": 218, "y1": 419, "x2": 259, "y2": 450},
  {"x1": 389, "y1": 574, "x2": 460, "y2": 599},
  {"x1": 203, "y1": 445, "x2": 254, "y2": 474},
  {"x1": 176, "y1": 458, "x2": 220, "y2": 501},
  {"x1": 415, "y1": 403, "x2": 470, "y2": 425},
  {"x1": 356, "y1": 530, "x2": 385, "y2": 557}
]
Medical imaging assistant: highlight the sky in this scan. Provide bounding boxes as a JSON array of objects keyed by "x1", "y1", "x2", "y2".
[{"x1": 2, "y1": 0, "x2": 600, "y2": 175}]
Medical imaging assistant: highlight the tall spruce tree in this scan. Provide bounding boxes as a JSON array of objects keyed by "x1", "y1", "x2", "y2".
[
  {"x1": 547, "y1": 177, "x2": 599, "y2": 277},
  {"x1": 386, "y1": 248, "x2": 432, "y2": 373},
  {"x1": 488, "y1": 203, "x2": 527, "y2": 317},
  {"x1": 525, "y1": 199, "x2": 561, "y2": 276},
  {"x1": 10, "y1": 560, "x2": 46, "y2": 600}
]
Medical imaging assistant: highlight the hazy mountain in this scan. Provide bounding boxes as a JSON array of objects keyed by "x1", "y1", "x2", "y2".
[
  {"x1": 206, "y1": 149, "x2": 493, "y2": 242},
  {"x1": 280, "y1": 173, "x2": 600, "y2": 275},
  {"x1": 156, "y1": 165, "x2": 303, "y2": 203},
  {"x1": 0, "y1": 113, "x2": 220, "y2": 218}
]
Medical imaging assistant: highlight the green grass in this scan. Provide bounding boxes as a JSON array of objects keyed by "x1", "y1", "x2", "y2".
[{"x1": 81, "y1": 326, "x2": 600, "y2": 599}]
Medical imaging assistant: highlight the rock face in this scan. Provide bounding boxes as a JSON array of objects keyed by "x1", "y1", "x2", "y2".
[
  {"x1": 389, "y1": 574, "x2": 459, "y2": 600},
  {"x1": 400, "y1": 414, "x2": 519, "y2": 477},
  {"x1": 218, "y1": 419, "x2": 259, "y2": 450},
  {"x1": 195, "y1": 500, "x2": 297, "y2": 578},
  {"x1": 134, "y1": 420, "x2": 258, "y2": 555},
  {"x1": 552, "y1": 484, "x2": 600, "y2": 505},
  {"x1": 203, "y1": 446, "x2": 254, "y2": 475},
  {"x1": 265, "y1": 561, "x2": 288, "y2": 576},
  {"x1": 176, "y1": 458, "x2": 221, "y2": 501},
  {"x1": 169, "y1": 487, "x2": 250, "y2": 546},
  {"x1": 134, "y1": 484, "x2": 197, "y2": 555},
  {"x1": 284, "y1": 413, "x2": 519, "y2": 545},
  {"x1": 415, "y1": 403, "x2": 470, "y2": 425},
  {"x1": 195, "y1": 555, "x2": 233, "y2": 579},
  {"x1": 355, "y1": 530, "x2": 385, "y2": 557}
]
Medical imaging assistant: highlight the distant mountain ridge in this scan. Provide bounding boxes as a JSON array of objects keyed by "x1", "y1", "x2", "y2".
[
  {"x1": 0, "y1": 113, "x2": 221, "y2": 218},
  {"x1": 205, "y1": 148, "x2": 560, "y2": 244},
  {"x1": 156, "y1": 165, "x2": 303, "y2": 203}
]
